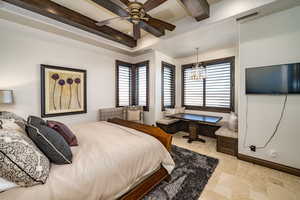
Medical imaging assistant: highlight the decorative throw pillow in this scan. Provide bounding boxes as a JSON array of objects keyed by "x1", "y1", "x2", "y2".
[
  {"x1": 175, "y1": 107, "x2": 185, "y2": 114},
  {"x1": 228, "y1": 112, "x2": 238, "y2": 132},
  {"x1": 164, "y1": 108, "x2": 176, "y2": 116},
  {"x1": 0, "y1": 129, "x2": 50, "y2": 187},
  {"x1": 26, "y1": 116, "x2": 72, "y2": 165},
  {"x1": 47, "y1": 121, "x2": 78, "y2": 146},
  {"x1": 0, "y1": 111, "x2": 27, "y2": 131},
  {"x1": 127, "y1": 110, "x2": 141, "y2": 121}
]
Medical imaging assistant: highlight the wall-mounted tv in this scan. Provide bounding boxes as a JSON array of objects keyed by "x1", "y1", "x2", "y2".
[{"x1": 246, "y1": 63, "x2": 300, "y2": 94}]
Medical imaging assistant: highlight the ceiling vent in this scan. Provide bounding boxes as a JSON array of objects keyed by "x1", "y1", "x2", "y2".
[{"x1": 236, "y1": 12, "x2": 259, "y2": 22}]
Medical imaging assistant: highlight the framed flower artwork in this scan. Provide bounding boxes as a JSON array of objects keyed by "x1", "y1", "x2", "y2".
[{"x1": 41, "y1": 65, "x2": 87, "y2": 118}]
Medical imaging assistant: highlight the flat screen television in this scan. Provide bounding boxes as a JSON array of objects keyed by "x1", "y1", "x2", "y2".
[{"x1": 246, "y1": 63, "x2": 300, "y2": 94}]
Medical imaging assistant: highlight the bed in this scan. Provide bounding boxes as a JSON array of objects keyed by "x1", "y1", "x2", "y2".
[{"x1": 0, "y1": 118, "x2": 175, "y2": 200}]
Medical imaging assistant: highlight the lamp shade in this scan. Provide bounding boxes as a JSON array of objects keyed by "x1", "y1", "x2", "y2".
[{"x1": 0, "y1": 90, "x2": 13, "y2": 104}]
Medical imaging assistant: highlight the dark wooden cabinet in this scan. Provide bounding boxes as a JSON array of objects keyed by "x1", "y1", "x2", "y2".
[{"x1": 217, "y1": 135, "x2": 238, "y2": 156}]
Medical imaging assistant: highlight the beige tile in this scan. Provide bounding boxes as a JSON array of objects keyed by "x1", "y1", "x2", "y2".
[
  {"x1": 172, "y1": 133, "x2": 300, "y2": 200},
  {"x1": 199, "y1": 190, "x2": 230, "y2": 200},
  {"x1": 214, "y1": 185, "x2": 232, "y2": 199},
  {"x1": 267, "y1": 183, "x2": 297, "y2": 200},
  {"x1": 267, "y1": 177, "x2": 284, "y2": 187},
  {"x1": 250, "y1": 190, "x2": 269, "y2": 200}
]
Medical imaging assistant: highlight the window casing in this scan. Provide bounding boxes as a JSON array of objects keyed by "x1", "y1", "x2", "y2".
[
  {"x1": 116, "y1": 60, "x2": 149, "y2": 111},
  {"x1": 161, "y1": 62, "x2": 176, "y2": 111},
  {"x1": 182, "y1": 57, "x2": 235, "y2": 113}
]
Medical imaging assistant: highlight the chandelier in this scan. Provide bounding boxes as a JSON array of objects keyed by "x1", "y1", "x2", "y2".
[{"x1": 189, "y1": 48, "x2": 207, "y2": 80}]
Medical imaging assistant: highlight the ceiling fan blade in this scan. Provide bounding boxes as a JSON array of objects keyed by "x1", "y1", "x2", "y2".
[
  {"x1": 146, "y1": 17, "x2": 176, "y2": 31},
  {"x1": 133, "y1": 23, "x2": 141, "y2": 40},
  {"x1": 118, "y1": 0, "x2": 130, "y2": 6},
  {"x1": 143, "y1": 0, "x2": 168, "y2": 12},
  {"x1": 96, "y1": 16, "x2": 128, "y2": 26},
  {"x1": 139, "y1": 20, "x2": 165, "y2": 37},
  {"x1": 91, "y1": 0, "x2": 129, "y2": 17},
  {"x1": 92, "y1": 0, "x2": 165, "y2": 38}
]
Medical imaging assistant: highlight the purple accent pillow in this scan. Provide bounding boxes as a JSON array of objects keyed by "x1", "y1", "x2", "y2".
[{"x1": 47, "y1": 121, "x2": 78, "y2": 146}]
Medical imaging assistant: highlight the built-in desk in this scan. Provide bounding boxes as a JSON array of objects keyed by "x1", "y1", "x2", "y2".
[{"x1": 168, "y1": 113, "x2": 222, "y2": 143}]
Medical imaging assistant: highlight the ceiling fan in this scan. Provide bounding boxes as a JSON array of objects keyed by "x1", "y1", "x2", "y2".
[{"x1": 95, "y1": 0, "x2": 176, "y2": 40}]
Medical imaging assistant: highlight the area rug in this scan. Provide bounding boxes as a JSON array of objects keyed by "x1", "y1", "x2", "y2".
[{"x1": 143, "y1": 145, "x2": 219, "y2": 200}]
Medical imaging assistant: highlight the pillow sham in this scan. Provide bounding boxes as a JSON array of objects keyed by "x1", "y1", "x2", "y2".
[
  {"x1": 0, "y1": 128, "x2": 50, "y2": 187},
  {"x1": 0, "y1": 119, "x2": 26, "y2": 134},
  {"x1": 47, "y1": 121, "x2": 78, "y2": 146},
  {"x1": 26, "y1": 116, "x2": 73, "y2": 165},
  {"x1": 0, "y1": 111, "x2": 26, "y2": 131},
  {"x1": 0, "y1": 177, "x2": 18, "y2": 192}
]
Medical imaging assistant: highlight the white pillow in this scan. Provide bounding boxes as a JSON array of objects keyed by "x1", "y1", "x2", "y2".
[
  {"x1": 127, "y1": 110, "x2": 141, "y2": 121},
  {"x1": 175, "y1": 107, "x2": 185, "y2": 114},
  {"x1": 0, "y1": 177, "x2": 18, "y2": 192},
  {"x1": 164, "y1": 108, "x2": 176, "y2": 116}
]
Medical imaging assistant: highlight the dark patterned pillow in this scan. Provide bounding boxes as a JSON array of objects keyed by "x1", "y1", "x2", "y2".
[
  {"x1": 47, "y1": 121, "x2": 78, "y2": 146},
  {"x1": 0, "y1": 129, "x2": 50, "y2": 187},
  {"x1": 26, "y1": 116, "x2": 72, "y2": 165}
]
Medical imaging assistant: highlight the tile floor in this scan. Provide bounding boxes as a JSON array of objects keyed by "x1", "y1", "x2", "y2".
[{"x1": 172, "y1": 132, "x2": 300, "y2": 200}]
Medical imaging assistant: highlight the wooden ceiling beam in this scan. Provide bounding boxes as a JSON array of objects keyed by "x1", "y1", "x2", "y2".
[
  {"x1": 180, "y1": 0, "x2": 210, "y2": 21},
  {"x1": 118, "y1": 0, "x2": 130, "y2": 6},
  {"x1": 2, "y1": 0, "x2": 137, "y2": 48},
  {"x1": 91, "y1": 0, "x2": 165, "y2": 37}
]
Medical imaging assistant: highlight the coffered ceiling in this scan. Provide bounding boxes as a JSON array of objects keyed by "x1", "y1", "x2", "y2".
[
  {"x1": 50, "y1": 0, "x2": 192, "y2": 38},
  {"x1": 1, "y1": 0, "x2": 300, "y2": 57}
]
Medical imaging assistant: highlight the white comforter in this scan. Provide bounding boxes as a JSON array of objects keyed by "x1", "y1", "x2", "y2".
[{"x1": 0, "y1": 121, "x2": 175, "y2": 200}]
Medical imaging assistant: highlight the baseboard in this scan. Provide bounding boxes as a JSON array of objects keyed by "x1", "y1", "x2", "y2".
[{"x1": 238, "y1": 153, "x2": 300, "y2": 177}]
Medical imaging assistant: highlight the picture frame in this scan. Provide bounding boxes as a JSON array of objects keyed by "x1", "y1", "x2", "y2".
[{"x1": 41, "y1": 65, "x2": 87, "y2": 118}]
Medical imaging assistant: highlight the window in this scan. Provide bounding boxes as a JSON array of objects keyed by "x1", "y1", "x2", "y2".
[
  {"x1": 116, "y1": 60, "x2": 149, "y2": 111},
  {"x1": 136, "y1": 61, "x2": 149, "y2": 108},
  {"x1": 162, "y1": 62, "x2": 176, "y2": 111},
  {"x1": 182, "y1": 57, "x2": 234, "y2": 113},
  {"x1": 117, "y1": 62, "x2": 132, "y2": 107}
]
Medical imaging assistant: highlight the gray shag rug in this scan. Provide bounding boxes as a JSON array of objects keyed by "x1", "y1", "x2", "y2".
[{"x1": 143, "y1": 145, "x2": 219, "y2": 200}]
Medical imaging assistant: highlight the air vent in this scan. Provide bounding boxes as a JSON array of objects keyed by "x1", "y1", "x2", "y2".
[{"x1": 236, "y1": 12, "x2": 259, "y2": 21}]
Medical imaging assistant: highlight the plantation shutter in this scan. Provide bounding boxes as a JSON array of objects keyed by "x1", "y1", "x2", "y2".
[
  {"x1": 117, "y1": 65, "x2": 131, "y2": 106},
  {"x1": 183, "y1": 67, "x2": 204, "y2": 106},
  {"x1": 162, "y1": 62, "x2": 176, "y2": 110},
  {"x1": 137, "y1": 65, "x2": 147, "y2": 107},
  {"x1": 182, "y1": 57, "x2": 234, "y2": 112},
  {"x1": 205, "y1": 62, "x2": 231, "y2": 108},
  {"x1": 116, "y1": 60, "x2": 149, "y2": 110}
]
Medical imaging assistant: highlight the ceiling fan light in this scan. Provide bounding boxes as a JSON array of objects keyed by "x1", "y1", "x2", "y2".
[{"x1": 132, "y1": 19, "x2": 139, "y2": 24}]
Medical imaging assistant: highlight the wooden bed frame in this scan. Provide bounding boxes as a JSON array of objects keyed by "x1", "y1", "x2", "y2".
[{"x1": 107, "y1": 118, "x2": 172, "y2": 200}]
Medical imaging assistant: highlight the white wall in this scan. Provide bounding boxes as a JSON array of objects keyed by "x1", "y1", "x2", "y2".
[
  {"x1": 176, "y1": 47, "x2": 239, "y2": 121},
  {"x1": 154, "y1": 51, "x2": 178, "y2": 121},
  {"x1": 132, "y1": 51, "x2": 156, "y2": 125},
  {"x1": 132, "y1": 50, "x2": 178, "y2": 125},
  {"x1": 239, "y1": 6, "x2": 300, "y2": 168},
  {"x1": 0, "y1": 19, "x2": 132, "y2": 125}
]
